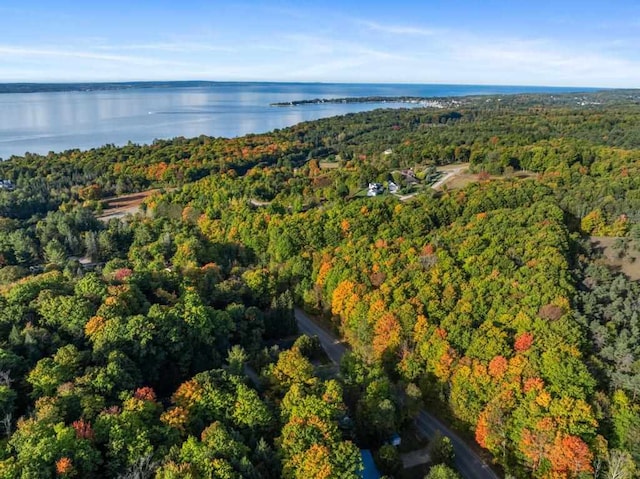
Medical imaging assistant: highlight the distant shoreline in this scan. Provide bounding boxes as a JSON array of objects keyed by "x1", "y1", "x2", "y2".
[
  {"x1": 0, "y1": 84, "x2": 628, "y2": 160},
  {"x1": 0, "y1": 81, "x2": 221, "y2": 94},
  {"x1": 270, "y1": 96, "x2": 448, "y2": 107},
  {"x1": 0, "y1": 81, "x2": 609, "y2": 95}
]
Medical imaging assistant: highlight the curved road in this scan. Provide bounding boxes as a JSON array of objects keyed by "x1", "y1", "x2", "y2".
[{"x1": 294, "y1": 308, "x2": 500, "y2": 479}]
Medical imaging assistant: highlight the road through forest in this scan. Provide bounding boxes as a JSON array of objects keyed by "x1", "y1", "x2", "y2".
[{"x1": 294, "y1": 308, "x2": 500, "y2": 479}]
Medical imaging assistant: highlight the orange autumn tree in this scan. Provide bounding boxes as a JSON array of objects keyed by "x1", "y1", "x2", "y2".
[
  {"x1": 488, "y1": 355, "x2": 508, "y2": 379},
  {"x1": 56, "y1": 457, "x2": 74, "y2": 476},
  {"x1": 548, "y1": 434, "x2": 593, "y2": 477},
  {"x1": 172, "y1": 378, "x2": 205, "y2": 410},
  {"x1": 520, "y1": 417, "x2": 556, "y2": 473},
  {"x1": 330, "y1": 280, "x2": 361, "y2": 326},
  {"x1": 315, "y1": 261, "x2": 332, "y2": 288},
  {"x1": 160, "y1": 406, "x2": 189, "y2": 431},
  {"x1": 475, "y1": 411, "x2": 490, "y2": 449},
  {"x1": 289, "y1": 443, "x2": 333, "y2": 479},
  {"x1": 372, "y1": 313, "x2": 402, "y2": 360},
  {"x1": 476, "y1": 407, "x2": 508, "y2": 460}
]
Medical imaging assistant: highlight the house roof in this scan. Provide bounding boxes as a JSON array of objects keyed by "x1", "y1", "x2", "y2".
[{"x1": 360, "y1": 450, "x2": 381, "y2": 479}]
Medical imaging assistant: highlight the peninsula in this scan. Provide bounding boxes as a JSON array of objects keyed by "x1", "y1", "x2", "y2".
[{"x1": 270, "y1": 95, "x2": 448, "y2": 107}]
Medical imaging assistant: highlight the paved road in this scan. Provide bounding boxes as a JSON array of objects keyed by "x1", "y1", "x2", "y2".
[
  {"x1": 294, "y1": 307, "x2": 500, "y2": 479},
  {"x1": 416, "y1": 412, "x2": 499, "y2": 479},
  {"x1": 294, "y1": 308, "x2": 348, "y2": 365}
]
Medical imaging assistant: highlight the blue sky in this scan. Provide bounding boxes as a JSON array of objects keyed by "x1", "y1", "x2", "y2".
[{"x1": 0, "y1": 0, "x2": 639, "y2": 87}]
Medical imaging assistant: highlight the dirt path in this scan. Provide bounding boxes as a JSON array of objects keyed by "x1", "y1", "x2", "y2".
[
  {"x1": 249, "y1": 198, "x2": 272, "y2": 207},
  {"x1": 397, "y1": 163, "x2": 470, "y2": 201},
  {"x1": 97, "y1": 189, "x2": 161, "y2": 222},
  {"x1": 431, "y1": 165, "x2": 468, "y2": 190}
]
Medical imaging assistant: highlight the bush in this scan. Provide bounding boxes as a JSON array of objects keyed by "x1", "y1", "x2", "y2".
[
  {"x1": 0, "y1": 266, "x2": 27, "y2": 285},
  {"x1": 293, "y1": 334, "x2": 323, "y2": 360},
  {"x1": 428, "y1": 431, "x2": 455, "y2": 466},
  {"x1": 424, "y1": 464, "x2": 461, "y2": 479},
  {"x1": 376, "y1": 444, "x2": 402, "y2": 476}
]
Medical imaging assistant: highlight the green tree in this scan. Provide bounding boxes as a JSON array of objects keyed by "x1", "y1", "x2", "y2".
[
  {"x1": 428, "y1": 431, "x2": 455, "y2": 467},
  {"x1": 425, "y1": 464, "x2": 461, "y2": 479},
  {"x1": 43, "y1": 238, "x2": 67, "y2": 265}
]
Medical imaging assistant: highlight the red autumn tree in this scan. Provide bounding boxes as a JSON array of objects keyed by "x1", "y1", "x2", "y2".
[
  {"x1": 134, "y1": 386, "x2": 157, "y2": 402},
  {"x1": 113, "y1": 268, "x2": 133, "y2": 282},
  {"x1": 514, "y1": 332, "x2": 534, "y2": 352},
  {"x1": 72, "y1": 419, "x2": 94, "y2": 440}
]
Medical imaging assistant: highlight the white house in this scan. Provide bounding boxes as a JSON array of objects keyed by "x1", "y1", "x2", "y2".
[
  {"x1": 367, "y1": 183, "x2": 384, "y2": 196},
  {"x1": 0, "y1": 180, "x2": 15, "y2": 191}
]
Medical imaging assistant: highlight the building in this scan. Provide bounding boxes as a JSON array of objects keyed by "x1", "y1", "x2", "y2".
[
  {"x1": 388, "y1": 181, "x2": 399, "y2": 193},
  {"x1": 0, "y1": 180, "x2": 15, "y2": 191},
  {"x1": 367, "y1": 183, "x2": 384, "y2": 196}
]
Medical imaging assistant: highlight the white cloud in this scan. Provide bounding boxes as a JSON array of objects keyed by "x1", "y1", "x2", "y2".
[
  {"x1": 446, "y1": 34, "x2": 640, "y2": 86},
  {"x1": 0, "y1": 45, "x2": 181, "y2": 66},
  {"x1": 286, "y1": 33, "x2": 407, "y2": 60},
  {"x1": 360, "y1": 20, "x2": 440, "y2": 36},
  {"x1": 95, "y1": 42, "x2": 235, "y2": 53},
  {"x1": 1, "y1": 17, "x2": 639, "y2": 87}
]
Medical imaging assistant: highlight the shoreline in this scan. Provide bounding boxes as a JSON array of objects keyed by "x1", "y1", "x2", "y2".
[
  {"x1": 270, "y1": 96, "x2": 449, "y2": 107},
  {"x1": 0, "y1": 81, "x2": 607, "y2": 95}
]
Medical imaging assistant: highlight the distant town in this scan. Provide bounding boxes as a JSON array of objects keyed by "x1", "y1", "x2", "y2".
[{"x1": 271, "y1": 96, "x2": 448, "y2": 108}]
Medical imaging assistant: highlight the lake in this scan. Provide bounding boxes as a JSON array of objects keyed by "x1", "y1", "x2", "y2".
[{"x1": 0, "y1": 82, "x2": 596, "y2": 160}]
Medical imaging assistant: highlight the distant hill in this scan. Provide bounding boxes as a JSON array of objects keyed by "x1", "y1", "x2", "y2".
[{"x1": 0, "y1": 81, "x2": 253, "y2": 94}]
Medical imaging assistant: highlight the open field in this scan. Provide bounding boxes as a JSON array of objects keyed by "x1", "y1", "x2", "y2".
[
  {"x1": 442, "y1": 167, "x2": 537, "y2": 190},
  {"x1": 590, "y1": 236, "x2": 640, "y2": 280},
  {"x1": 318, "y1": 160, "x2": 341, "y2": 169}
]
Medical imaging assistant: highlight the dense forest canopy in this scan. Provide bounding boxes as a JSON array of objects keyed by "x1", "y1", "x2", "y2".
[{"x1": 0, "y1": 90, "x2": 638, "y2": 478}]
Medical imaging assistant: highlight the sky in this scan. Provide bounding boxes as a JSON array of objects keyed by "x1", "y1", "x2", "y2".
[{"x1": 0, "y1": 0, "x2": 639, "y2": 87}]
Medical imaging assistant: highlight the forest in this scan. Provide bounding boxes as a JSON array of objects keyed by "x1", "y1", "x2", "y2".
[{"x1": 0, "y1": 90, "x2": 637, "y2": 478}]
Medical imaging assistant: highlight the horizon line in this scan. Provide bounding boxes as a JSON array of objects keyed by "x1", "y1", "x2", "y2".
[{"x1": 0, "y1": 79, "x2": 624, "y2": 90}]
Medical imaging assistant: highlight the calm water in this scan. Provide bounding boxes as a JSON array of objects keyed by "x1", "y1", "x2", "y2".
[{"x1": 0, "y1": 82, "x2": 596, "y2": 159}]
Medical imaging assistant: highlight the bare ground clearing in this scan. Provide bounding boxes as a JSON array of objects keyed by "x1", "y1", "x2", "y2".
[
  {"x1": 97, "y1": 189, "x2": 162, "y2": 221},
  {"x1": 590, "y1": 236, "x2": 640, "y2": 280}
]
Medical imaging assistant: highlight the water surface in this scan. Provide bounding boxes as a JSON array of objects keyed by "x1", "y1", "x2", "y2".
[{"x1": 0, "y1": 82, "x2": 596, "y2": 159}]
